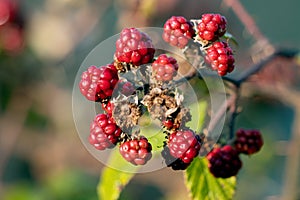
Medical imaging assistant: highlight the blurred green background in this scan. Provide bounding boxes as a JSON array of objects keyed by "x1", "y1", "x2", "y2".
[{"x1": 1, "y1": 0, "x2": 300, "y2": 199}]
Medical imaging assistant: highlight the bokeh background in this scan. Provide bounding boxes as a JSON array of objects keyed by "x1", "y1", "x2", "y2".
[{"x1": 1, "y1": 0, "x2": 300, "y2": 199}]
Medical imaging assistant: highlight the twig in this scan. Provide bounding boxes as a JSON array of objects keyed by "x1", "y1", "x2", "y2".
[
  {"x1": 206, "y1": 94, "x2": 236, "y2": 134},
  {"x1": 227, "y1": 84, "x2": 239, "y2": 140},
  {"x1": 234, "y1": 49, "x2": 299, "y2": 85}
]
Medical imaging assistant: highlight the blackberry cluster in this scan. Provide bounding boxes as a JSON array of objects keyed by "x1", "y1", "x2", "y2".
[
  {"x1": 79, "y1": 27, "x2": 201, "y2": 167},
  {"x1": 78, "y1": 15, "x2": 263, "y2": 174},
  {"x1": 79, "y1": 28, "x2": 157, "y2": 166},
  {"x1": 206, "y1": 129, "x2": 264, "y2": 178},
  {"x1": 162, "y1": 13, "x2": 235, "y2": 76}
]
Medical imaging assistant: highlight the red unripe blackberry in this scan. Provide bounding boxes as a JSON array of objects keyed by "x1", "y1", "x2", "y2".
[
  {"x1": 119, "y1": 137, "x2": 152, "y2": 165},
  {"x1": 89, "y1": 114, "x2": 122, "y2": 150},
  {"x1": 115, "y1": 28, "x2": 155, "y2": 66},
  {"x1": 152, "y1": 54, "x2": 179, "y2": 82},
  {"x1": 163, "y1": 119, "x2": 180, "y2": 130},
  {"x1": 234, "y1": 129, "x2": 263, "y2": 155},
  {"x1": 162, "y1": 16, "x2": 195, "y2": 48},
  {"x1": 79, "y1": 65, "x2": 119, "y2": 102},
  {"x1": 168, "y1": 129, "x2": 201, "y2": 164},
  {"x1": 101, "y1": 101, "x2": 114, "y2": 116},
  {"x1": 205, "y1": 41, "x2": 235, "y2": 76},
  {"x1": 161, "y1": 146, "x2": 190, "y2": 170},
  {"x1": 206, "y1": 145, "x2": 242, "y2": 178},
  {"x1": 197, "y1": 13, "x2": 227, "y2": 41}
]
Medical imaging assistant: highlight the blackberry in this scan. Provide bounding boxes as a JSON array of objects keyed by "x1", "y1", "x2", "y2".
[
  {"x1": 119, "y1": 137, "x2": 152, "y2": 165},
  {"x1": 234, "y1": 129, "x2": 263, "y2": 155},
  {"x1": 206, "y1": 145, "x2": 242, "y2": 178},
  {"x1": 79, "y1": 65, "x2": 119, "y2": 102},
  {"x1": 205, "y1": 41, "x2": 235, "y2": 76},
  {"x1": 161, "y1": 146, "x2": 190, "y2": 170},
  {"x1": 115, "y1": 28, "x2": 155, "y2": 67},
  {"x1": 197, "y1": 13, "x2": 227, "y2": 41},
  {"x1": 152, "y1": 54, "x2": 179, "y2": 82},
  {"x1": 89, "y1": 114, "x2": 122, "y2": 150},
  {"x1": 168, "y1": 129, "x2": 201, "y2": 164},
  {"x1": 162, "y1": 16, "x2": 195, "y2": 48}
]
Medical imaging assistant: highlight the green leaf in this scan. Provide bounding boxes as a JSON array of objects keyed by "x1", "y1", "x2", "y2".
[
  {"x1": 186, "y1": 100, "x2": 207, "y2": 133},
  {"x1": 140, "y1": 117, "x2": 166, "y2": 151},
  {"x1": 222, "y1": 32, "x2": 239, "y2": 47},
  {"x1": 185, "y1": 157, "x2": 236, "y2": 200},
  {"x1": 97, "y1": 150, "x2": 140, "y2": 200}
]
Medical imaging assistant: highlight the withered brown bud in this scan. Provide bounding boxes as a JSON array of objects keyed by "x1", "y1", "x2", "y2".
[
  {"x1": 142, "y1": 87, "x2": 181, "y2": 121},
  {"x1": 112, "y1": 97, "x2": 142, "y2": 133}
]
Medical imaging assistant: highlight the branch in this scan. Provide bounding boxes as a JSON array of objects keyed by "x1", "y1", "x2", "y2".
[
  {"x1": 206, "y1": 93, "x2": 236, "y2": 135},
  {"x1": 234, "y1": 49, "x2": 299, "y2": 85}
]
